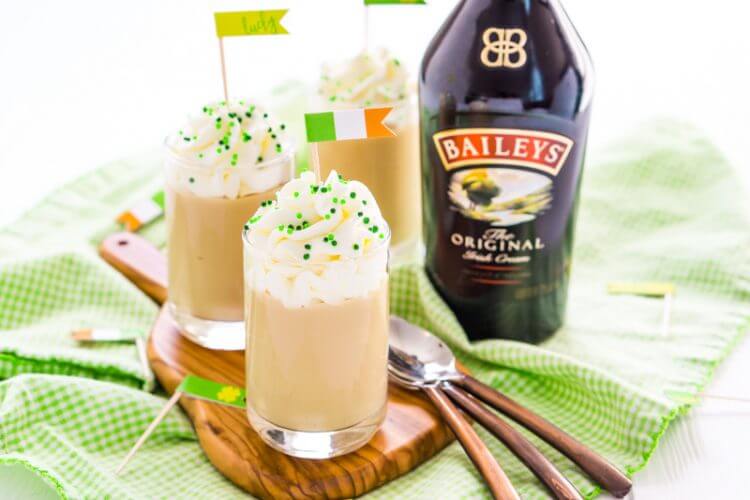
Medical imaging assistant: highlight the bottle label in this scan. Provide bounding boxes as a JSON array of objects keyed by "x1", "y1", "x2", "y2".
[
  {"x1": 431, "y1": 127, "x2": 575, "y2": 285},
  {"x1": 433, "y1": 128, "x2": 573, "y2": 175}
]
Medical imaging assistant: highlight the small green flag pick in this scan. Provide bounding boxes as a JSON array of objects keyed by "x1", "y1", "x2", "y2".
[
  {"x1": 116, "y1": 375, "x2": 245, "y2": 475},
  {"x1": 212, "y1": 10, "x2": 290, "y2": 105},
  {"x1": 179, "y1": 375, "x2": 246, "y2": 408},
  {"x1": 214, "y1": 10, "x2": 289, "y2": 37},
  {"x1": 607, "y1": 281, "x2": 676, "y2": 336}
]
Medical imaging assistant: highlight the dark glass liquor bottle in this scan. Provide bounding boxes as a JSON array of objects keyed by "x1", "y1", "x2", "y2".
[{"x1": 420, "y1": 0, "x2": 594, "y2": 343}]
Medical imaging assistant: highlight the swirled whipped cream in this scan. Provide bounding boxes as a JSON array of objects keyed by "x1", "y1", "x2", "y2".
[
  {"x1": 318, "y1": 48, "x2": 412, "y2": 128},
  {"x1": 244, "y1": 170, "x2": 389, "y2": 308},
  {"x1": 165, "y1": 100, "x2": 294, "y2": 199}
]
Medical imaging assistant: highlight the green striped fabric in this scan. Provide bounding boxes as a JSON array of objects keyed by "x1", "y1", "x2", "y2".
[{"x1": 0, "y1": 115, "x2": 748, "y2": 499}]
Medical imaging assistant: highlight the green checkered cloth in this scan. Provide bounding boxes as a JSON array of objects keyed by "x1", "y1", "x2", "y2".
[{"x1": 1, "y1": 120, "x2": 748, "y2": 499}]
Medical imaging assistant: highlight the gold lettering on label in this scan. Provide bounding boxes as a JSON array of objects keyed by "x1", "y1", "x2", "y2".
[{"x1": 480, "y1": 28, "x2": 528, "y2": 69}]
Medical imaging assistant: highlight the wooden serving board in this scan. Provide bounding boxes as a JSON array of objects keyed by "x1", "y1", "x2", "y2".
[{"x1": 100, "y1": 232, "x2": 457, "y2": 499}]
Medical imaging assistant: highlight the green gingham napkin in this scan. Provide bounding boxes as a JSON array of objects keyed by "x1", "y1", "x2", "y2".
[{"x1": 1, "y1": 120, "x2": 749, "y2": 499}]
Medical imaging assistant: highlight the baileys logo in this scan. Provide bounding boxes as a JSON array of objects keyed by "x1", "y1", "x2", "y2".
[{"x1": 433, "y1": 128, "x2": 574, "y2": 175}]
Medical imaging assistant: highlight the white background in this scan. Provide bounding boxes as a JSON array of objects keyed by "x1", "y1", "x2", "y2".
[{"x1": 1, "y1": 1, "x2": 749, "y2": 498}]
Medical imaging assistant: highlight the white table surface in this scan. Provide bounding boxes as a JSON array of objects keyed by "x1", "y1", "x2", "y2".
[{"x1": 1, "y1": 1, "x2": 748, "y2": 498}]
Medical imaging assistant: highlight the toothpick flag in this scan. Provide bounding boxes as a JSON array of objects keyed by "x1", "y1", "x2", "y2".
[
  {"x1": 364, "y1": 0, "x2": 426, "y2": 4},
  {"x1": 116, "y1": 191, "x2": 164, "y2": 232},
  {"x1": 179, "y1": 375, "x2": 246, "y2": 408},
  {"x1": 607, "y1": 282, "x2": 676, "y2": 297},
  {"x1": 305, "y1": 108, "x2": 395, "y2": 143},
  {"x1": 116, "y1": 375, "x2": 245, "y2": 475},
  {"x1": 607, "y1": 281, "x2": 676, "y2": 336},
  {"x1": 71, "y1": 328, "x2": 143, "y2": 342},
  {"x1": 213, "y1": 10, "x2": 290, "y2": 103},
  {"x1": 214, "y1": 10, "x2": 289, "y2": 37}
]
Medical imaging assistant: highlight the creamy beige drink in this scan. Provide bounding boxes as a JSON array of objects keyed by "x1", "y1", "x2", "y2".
[
  {"x1": 243, "y1": 170, "x2": 390, "y2": 458},
  {"x1": 165, "y1": 101, "x2": 294, "y2": 350},
  {"x1": 316, "y1": 49, "x2": 419, "y2": 253}
]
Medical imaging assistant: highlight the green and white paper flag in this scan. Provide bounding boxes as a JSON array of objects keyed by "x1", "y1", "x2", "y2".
[{"x1": 178, "y1": 375, "x2": 245, "y2": 409}]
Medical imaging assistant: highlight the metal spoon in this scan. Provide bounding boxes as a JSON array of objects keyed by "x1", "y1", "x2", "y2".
[
  {"x1": 389, "y1": 363, "x2": 520, "y2": 500},
  {"x1": 389, "y1": 316, "x2": 632, "y2": 499}
]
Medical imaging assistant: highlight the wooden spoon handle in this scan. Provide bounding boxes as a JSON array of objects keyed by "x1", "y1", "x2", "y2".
[
  {"x1": 99, "y1": 232, "x2": 168, "y2": 304},
  {"x1": 442, "y1": 382, "x2": 582, "y2": 500},
  {"x1": 423, "y1": 385, "x2": 519, "y2": 500},
  {"x1": 456, "y1": 375, "x2": 632, "y2": 498}
]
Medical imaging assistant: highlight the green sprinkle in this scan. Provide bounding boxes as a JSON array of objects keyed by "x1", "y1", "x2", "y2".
[
  {"x1": 363, "y1": 217, "x2": 370, "y2": 224},
  {"x1": 293, "y1": 191, "x2": 300, "y2": 198},
  {"x1": 296, "y1": 212, "x2": 302, "y2": 219},
  {"x1": 244, "y1": 224, "x2": 249, "y2": 230},
  {"x1": 287, "y1": 227, "x2": 293, "y2": 235},
  {"x1": 330, "y1": 207, "x2": 336, "y2": 214},
  {"x1": 257, "y1": 156, "x2": 263, "y2": 162},
  {"x1": 349, "y1": 192, "x2": 356, "y2": 199},
  {"x1": 189, "y1": 177, "x2": 195, "y2": 183},
  {"x1": 245, "y1": 112, "x2": 252, "y2": 118},
  {"x1": 216, "y1": 147, "x2": 222, "y2": 154},
  {"x1": 332, "y1": 197, "x2": 338, "y2": 203},
  {"x1": 379, "y1": 233, "x2": 385, "y2": 239},
  {"x1": 363, "y1": 200, "x2": 368, "y2": 205},
  {"x1": 329, "y1": 95, "x2": 337, "y2": 102},
  {"x1": 242, "y1": 132, "x2": 252, "y2": 142},
  {"x1": 327, "y1": 233, "x2": 334, "y2": 241},
  {"x1": 278, "y1": 224, "x2": 284, "y2": 231},
  {"x1": 276, "y1": 144, "x2": 282, "y2": 153},
  {"x1": 357, "y1": 211, "x2": 363, "y2": 217},
  {"x1": 372, "y1": 225, "x2": 379, "y2": 232},
  {"x1": 263, "y1": 113, "x2": 268, "y2": 118},
  {"x1": 303, "y1": 253, "x2": 310, "y2": 260},
  {"x1": 331, "y1": 240, "x2": 338, "y2": 247},
  {"x1": 325, "y1": 214, "x2": 331, "y2": 220},
  {"x1": 353, "y1": 243, "x2": 360, "y2": 250},
  {"x1": 339, "y1": 199, "x2": 346, "y2": 205},
  {"x1": 280, "y1": 124, "x2": 286, "y2": 130}
]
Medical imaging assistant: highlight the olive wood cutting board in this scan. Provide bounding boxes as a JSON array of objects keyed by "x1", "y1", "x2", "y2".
[{"x1": 99, "y1": 232, "x2": 458, "y2": 499}]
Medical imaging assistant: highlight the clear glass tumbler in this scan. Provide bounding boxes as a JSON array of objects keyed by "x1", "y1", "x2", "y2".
[
  {"x1": 243, "y1": 227, "x2": 390, "y2": 458},
  {"x1": 164, "y1": 148, "x2": 294, "y2": 350}
]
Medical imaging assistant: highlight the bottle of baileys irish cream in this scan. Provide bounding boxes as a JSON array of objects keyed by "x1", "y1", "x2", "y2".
[{"x1": 420, "y1": 0, "x2": 594, "y2": 343}]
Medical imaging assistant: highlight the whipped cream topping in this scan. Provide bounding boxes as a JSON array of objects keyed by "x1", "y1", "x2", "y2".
[
  {"x1": 165, "y1": 100, "x2": 294, "y2": 199},
  {"x1": 318, "y1": 49, "x2": 412, "y2": 128},
  {"x1": 244, "y1": 170, "x2": 389, "y2": 308}
]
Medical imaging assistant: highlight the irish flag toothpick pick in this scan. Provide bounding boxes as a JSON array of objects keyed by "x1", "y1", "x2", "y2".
[
  {"x1": 304, "y1": 107, "x2": 395, "y2": 180},
  {"x1": 116, "y1": 191, "x2": 165, "y2": 232},
  {"x1": 116, "y1": 375, "x2": 245, "y2": 475},
  {"x1": 305, "y1": 108, "x2": 395, "y2": 143}
]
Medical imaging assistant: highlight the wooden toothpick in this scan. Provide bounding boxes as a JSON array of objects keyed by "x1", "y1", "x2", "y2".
[
  {"x1": 115, "y1": 390, "x2": 183, "y2": 475},
  {"x1": 661, "y1": 291, "x2": 673, "y2": 337},
  {"x1": 134, "y1": 337, "x2": 151, "y2": 383},
  {"x1": 310, "y1": 143, "x2": 322, "y2": 182},
  {"x1": 218, "y1": 37, "x2": 229, "y2": 103}
]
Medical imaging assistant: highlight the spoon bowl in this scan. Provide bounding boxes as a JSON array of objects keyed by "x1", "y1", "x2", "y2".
[{"x1": 388, "y1": 316, "x2": 460, "y2": 386}]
